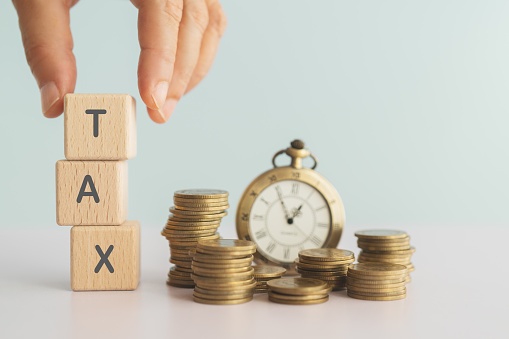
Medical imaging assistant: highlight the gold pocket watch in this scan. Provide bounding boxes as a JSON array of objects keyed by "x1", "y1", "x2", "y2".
[{"x1": 236, "y1": 140, "x2": 345, "y2": 273}]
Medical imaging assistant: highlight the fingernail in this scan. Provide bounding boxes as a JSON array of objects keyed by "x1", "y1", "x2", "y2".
[
  {"x1": 161, "y1": 99, "x2": 178, "y2": 121},
  {"x1": 40, "y1": 82, "x2": 60, "y2": 116},
  {"x1": 151, "y1": 81, "x2": 169, "y2": 110}
]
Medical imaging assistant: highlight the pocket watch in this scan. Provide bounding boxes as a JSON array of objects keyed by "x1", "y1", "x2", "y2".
[{"x1": 236, "y1": 139, "x2": 345, "y2": 273}]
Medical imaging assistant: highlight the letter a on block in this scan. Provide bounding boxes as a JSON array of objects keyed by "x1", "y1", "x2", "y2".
[
  {"x1": 77, "y1": 175, "x2": 100, "y2": 203},
  {"x1": 56, "y1": 160, "x2": 128, "y2": 226}
]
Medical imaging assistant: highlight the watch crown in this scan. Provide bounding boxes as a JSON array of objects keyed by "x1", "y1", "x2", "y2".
[{"x1": 291, "y1": 139, "x2": 305, "y2": 150}]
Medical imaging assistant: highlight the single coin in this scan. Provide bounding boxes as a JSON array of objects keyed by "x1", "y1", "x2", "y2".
[
  {"x1": 194, "y1": 286, "x2": 255, "y2": 295},
  {"x1": 166, "y1": 226, "x2": 220, "y2": 232},
  {"x1": 269, "y1": 295, "x2": 329, "y2": 305},
  {"x1": 197, "y1": 239, "x2": 257, "y2": 252},
  {"x1": 359, "y1": 250, "x2": 413, "y2": 259},
  {"x1": 195, "y1": 279, "x2": 257, "y2": 291},
  {"x1": 355, "y1": 230, "x2": 408, "y2": 240},
  {"x1": 253, "y1": 265, "x2": 287, "y2": 278},
  {"x1": 192, "y1": 266, "x2": 253, "y2": 276},
  {"x1": 254, "y1": 289, "x2": 268, "y2": 294},
  {"x1": 358, "y1": 243, "x2": 411, "y2": 251},
  {"x1": 167, "y1": 279, "x2": 195, "y2": 288},
  {"x1": 164, "y1": 230, "x2": 218, "y2": 237},
  {"x1": 192, "y1": 261, "x2": 253, "y2": 269},
  {"x1": 174, "y1": 189, "x2": 229, "y2": 199},
  {"x1": 267, "y1": 278, "x2": 330, "y2": 295},
  {"x1": 170, "y1": 259, "x2": 193, "y2": 267},
  {"x1": 174, "y1": 196, "x2": 229, "y2": 203},
  {"x1": 170, "y1": 214, "x2": 226, "y2": 221},
  {"x1": 193, "y1": 291, "x2": 253, "y2": 301},
  {"x1": 302, "y1": 275, "x2": 347, "y2": 282},
  {"x1": 346, "y1": 289, "x2": 407, "y2": 297},
  {"x1": 347, "y1": 276, "x2": 406, "y2": 285},
  {"x1": 347, "y1": 285, "x2": 406, "y2": 294},
  {"x1": 268, "y1": 291, "x2": 329, "y2": 301},
  {"x1": 167, "y1": 220, "x2": 221, "y2": 227},
  {"x1": 298, "y1": 248, "x2": 354, "y2": 262},
  {"x1": 296, "y1": 268, "x2": 347, "y2": 276},
  {"x1": 175, "y1": 205, "x2": 229, "y2": 212},
  {"x1": 294, "y1": 258, "x2": 353, "y2": 270},
  {"x1": 196, "y1": 248, "x2": 255, "y2": 257},
  {"x1": 361, "y1": 247, "x2": 416, "y2": 255},
  {"x1": 192, "y1": 271, "x2": 254, "y2": 283},
  {"x1": 170, "y1": 207, "x2": 227, "y2": 216},
  {"x1": 347, "y1": 292, "x2": 406, "y2": 301},
  {"x1": 193, "y1": 296, "x2": 252, "y2": 305},
  {"x1": 175, "y1": 200, "x2": 230, "y2": 208},
  {"x1": 168, "y1": 267, "x2": 191, "y2": 277},
  {"x1": 192, "y1": 254, "x2": 254, "y2": 265},
  {"x1": 348, "y1": 263, "x2": 408, "y2": 276},
  {"x1": 347, "y1": 272, "x2": 407, "y2": 281}
]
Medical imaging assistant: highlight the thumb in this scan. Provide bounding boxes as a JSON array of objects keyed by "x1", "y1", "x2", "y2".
[{"x1": 13, "y1": 0, "x2": 77, "y2": 118}]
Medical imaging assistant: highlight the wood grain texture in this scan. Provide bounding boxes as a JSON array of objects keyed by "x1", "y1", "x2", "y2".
[
  {"x1": 56, "y1": 160, "x2": 128, "y2": 226},
  {"x1": 71, "y1": 221, "x2": 140, "y2": 291},
  {"x1": 64, "y1": 94, "x2": 136, "y2": 160}
]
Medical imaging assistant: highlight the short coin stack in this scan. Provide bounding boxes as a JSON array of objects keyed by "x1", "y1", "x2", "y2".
[
  {"x1": 253, "y1": 265, "x2": 286, "y2": 293},
  {"x1": 355, "y1": 230, "x2": 415, "y2": 282},
  {"x1": 267, "y1": 278, "x2": 332, "y2": 305},
  {"x1": 191, "y1": 239, "x2": 257, "y2": 305},
  {"x1": 161, "y1": 189, "x2": 229, "y2": 288},
  {"x1": 295, "y1": 249, "x2": 355, "y2": 290},
  {"x1": 347, "y1": 263, "x2": 408, "y2": 301}
]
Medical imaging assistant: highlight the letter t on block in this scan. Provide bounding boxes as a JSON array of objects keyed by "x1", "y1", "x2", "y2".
[{"x1": 64, "y1": 94, "x2": 136, "y2": 160}]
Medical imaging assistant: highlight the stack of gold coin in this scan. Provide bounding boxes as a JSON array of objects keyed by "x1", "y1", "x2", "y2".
[
  {"x1": 253, "y1": 265, "x2": 286, "y2": 293},
  {"x1": 355, "y1": 230, "x2": 416, "y2": 282},
  {"x1": 191, "y1": 239, "x2": 257, "y2": 304},
  {"x1": 347, "y1": 263, "x2": 408, "y2": 301},
  {"x1": 295, "y1": 249, "x2": 355, "y2": 290},
  {"x1": 267, "y1": 278, "x2": 332, "y2": 305},
  {"x1": 161, "y1": 189, "x2": 229, "y2": 288}
]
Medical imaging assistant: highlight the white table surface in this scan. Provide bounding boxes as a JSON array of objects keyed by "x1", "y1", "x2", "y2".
[{"x1": 0, "y1": 223, "x2": 507, "y2": 339}]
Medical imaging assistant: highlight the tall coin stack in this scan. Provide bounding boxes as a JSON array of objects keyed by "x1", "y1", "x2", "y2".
[
  {"x1": 253, "y1": 265, "x2": 286, "y2": 293},
  {"x1": 295, "y1": 249, "x2": 355, "y2": 291},
  {"x1": 355, "y1": 230, "x2": 416, "y2": 282},
  {"x1": 191, "y1": 239, "x2": 257, "y2": 305},
  {"x1": 347, "y1": 263, "x2": 408, "y2": 301},
  {"x1": 267, "y1": 278, "x2": 332, "y2": 305},
  {"x1": 161, "y1": 189, "x2": 229, "y2": 288}
]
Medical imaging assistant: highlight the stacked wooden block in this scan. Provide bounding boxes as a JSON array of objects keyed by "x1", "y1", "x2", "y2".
[{"x1": 56, "y1": 94, "x2": 140, "y2": 291}]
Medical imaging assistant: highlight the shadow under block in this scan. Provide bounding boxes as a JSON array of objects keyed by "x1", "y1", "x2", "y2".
[
  {"x1": 56, "y1": 160, "x2": 128, "y2": 226},
  {"x1": 71, "y1": 221, "x2": 140, "y2": 291},
  {"x1": 64, "y1": 94, "x2": 136, "y2": 160}
]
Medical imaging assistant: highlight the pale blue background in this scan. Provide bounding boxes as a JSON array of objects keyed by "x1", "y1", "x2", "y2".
[{"x1": 0, "y1": 0, "x2": 508, "y2": 229}]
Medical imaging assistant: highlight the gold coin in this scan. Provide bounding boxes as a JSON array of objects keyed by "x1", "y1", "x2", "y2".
[
  {"x1": 174, "y1": 196, "x2": 228, "y2": 203},
  {"x1": 296, "y1": 268, "x2": 347, "y2": 276},
  {"x1": 169, "y1": 207, "x2": 227, "y2": 216},
  {"x1": 192, "y1": 271, "x2": 254, "y2": 283},
  {"x1": 348, "y1": 263, "x2": 408, "y2": 276},
  {"x1": 361, "y1": 247, "x2": 416, "y2": 255},
  {"x1": 302, "y1": 275, "x2": 346, "y2": 282},
  {"x1": 298, "y1": 248, "x2": 354, "y2": 262},
  {"x1": 347, "y1": 272, "x2": 407, "y2": 282},
  {"x1": 359, "y1": 250, "x2": 413, "y2": 259},
  {"x1": 174, "y1": 189, "x2": 229, "y2": 199},
  {"x1": 164, "y1": 230, "x2": 218, "y2": 238},
  {"x1": 196, "y1": 248, "x2": 255, "y2": 257},
  {"x1": 266, "y1": 278, "x2": 330, "y2": 295},
  {"x1": 347, "y1": 285, "x2": 406, "y2": 294},
  {"x1": 192, "y1": 266, "x2": 253, "y2": 276},
  {"x1": 195, "y1": 279, "x2": 257, "y2": 291},
  {"x1": 170, "y1": 259, "x2": 193, "y2": 267},
  {"x1": 167, "y1": 220, "x2": 221, "y2": 227},
  {"x1": 175, "y1": 205, "x2": 229, "y2": 212},
  {"x1": 268, "y1": 291, "x2": 329, "y2": 301},
  {"x1": 168, "y1": 267, "x2": 191, "y2": 276},
  {"x1": 254, "y1": 289, "x2": 268, "y2": 294},
  {"x1": 347, "y1": 276, "x2": 406, "y2": 285},
  {"x1": 175, "y1": 200, "x2": 230, "y2": 208},
  {"x1": 358, "y1": 243, "x2": 411, "y2": 251},
  {"x1": 192, "y1": 254, "x2": 253, "y2": 265},
  {"x1": 192, "y1": 261, "x2": 253, "y2": 269},
  {"x1": 269, "y1": 295, "x2": 329, "y2": 305},
  {"x1": 197, "y1": 239, "x2": 257, "y2": 253},
  {"x1": 347, "y1": 289, "x2": 406, "y2": 297},
  {"x1": 355, "y1": 230, "x2": 408, "y2": 240},
  {"x1": 193, "y1": 296, "x2": 252, "y2": 305},
  {"x1": 194, "y1": 286, "x2": 255, "y2": 295},
  {"x1": 167, "y1": 279, "x2": 195, "y2": 288},
  {"x1": 253, "y1": 265, "x2": 287, "y2": 278},
  {"x1": 347, "y1": 292, "x2": 406, "y2": 301},
  {"x1": 169, "y1": 213, "x2": 226, "y2": 221},
  {"x1": 294, "y1": 258, "x2": 353, "y2": 270},
  {"x1": 193, "y1": 291, "x2": 253, "y2": 300}
]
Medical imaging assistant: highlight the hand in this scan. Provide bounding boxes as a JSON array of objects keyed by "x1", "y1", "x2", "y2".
[{"x1": 12, "y1": 0, "x2": 227, "y2": 124}]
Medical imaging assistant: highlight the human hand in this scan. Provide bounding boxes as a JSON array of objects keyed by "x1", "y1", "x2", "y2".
[{"x1": 12, "y1": 0, "x2": 227, "y2": 123}]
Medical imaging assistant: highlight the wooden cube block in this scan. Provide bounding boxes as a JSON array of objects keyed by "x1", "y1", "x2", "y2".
[
  {"x1": 64, "y1": 94, "x2": 136, "y2": 160},
  {"x1": 71, "y1": 221, "x2": 140, "y2": 291},
  {"x1": 56, "y1": 160, "x2": 128, "y2": 226}
]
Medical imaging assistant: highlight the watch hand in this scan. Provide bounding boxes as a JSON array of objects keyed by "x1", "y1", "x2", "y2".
[
  {"x1": 287, "y1": 204, "x2": 303, "y2": 224},
  {"x1": 275, "y1": 186, "x2": 291, "y2": 221},
  {"x1": 292, "y1": 223, "x2": 308, "y2": 238}
]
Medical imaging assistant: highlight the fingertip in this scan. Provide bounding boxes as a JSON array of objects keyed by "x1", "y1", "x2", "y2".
[
  {"x1": 147, "y1": 106, "x2": 168, "y2": 124},
  {"x1": 146, "y1": 99, "x2": 178, "y2": 124},
  {"x1": 40, "y1": 82, "x2": 62, "y2": 118}
]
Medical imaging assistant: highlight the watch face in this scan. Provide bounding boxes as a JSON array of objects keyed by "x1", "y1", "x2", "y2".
[{"x1": 249, "y1": 179, "x2": 331, "y2": 264}]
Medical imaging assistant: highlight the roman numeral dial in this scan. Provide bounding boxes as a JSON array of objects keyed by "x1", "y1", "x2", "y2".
[{"x1": 249, "y1": 179, "x2": 331, "y2": 264}]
